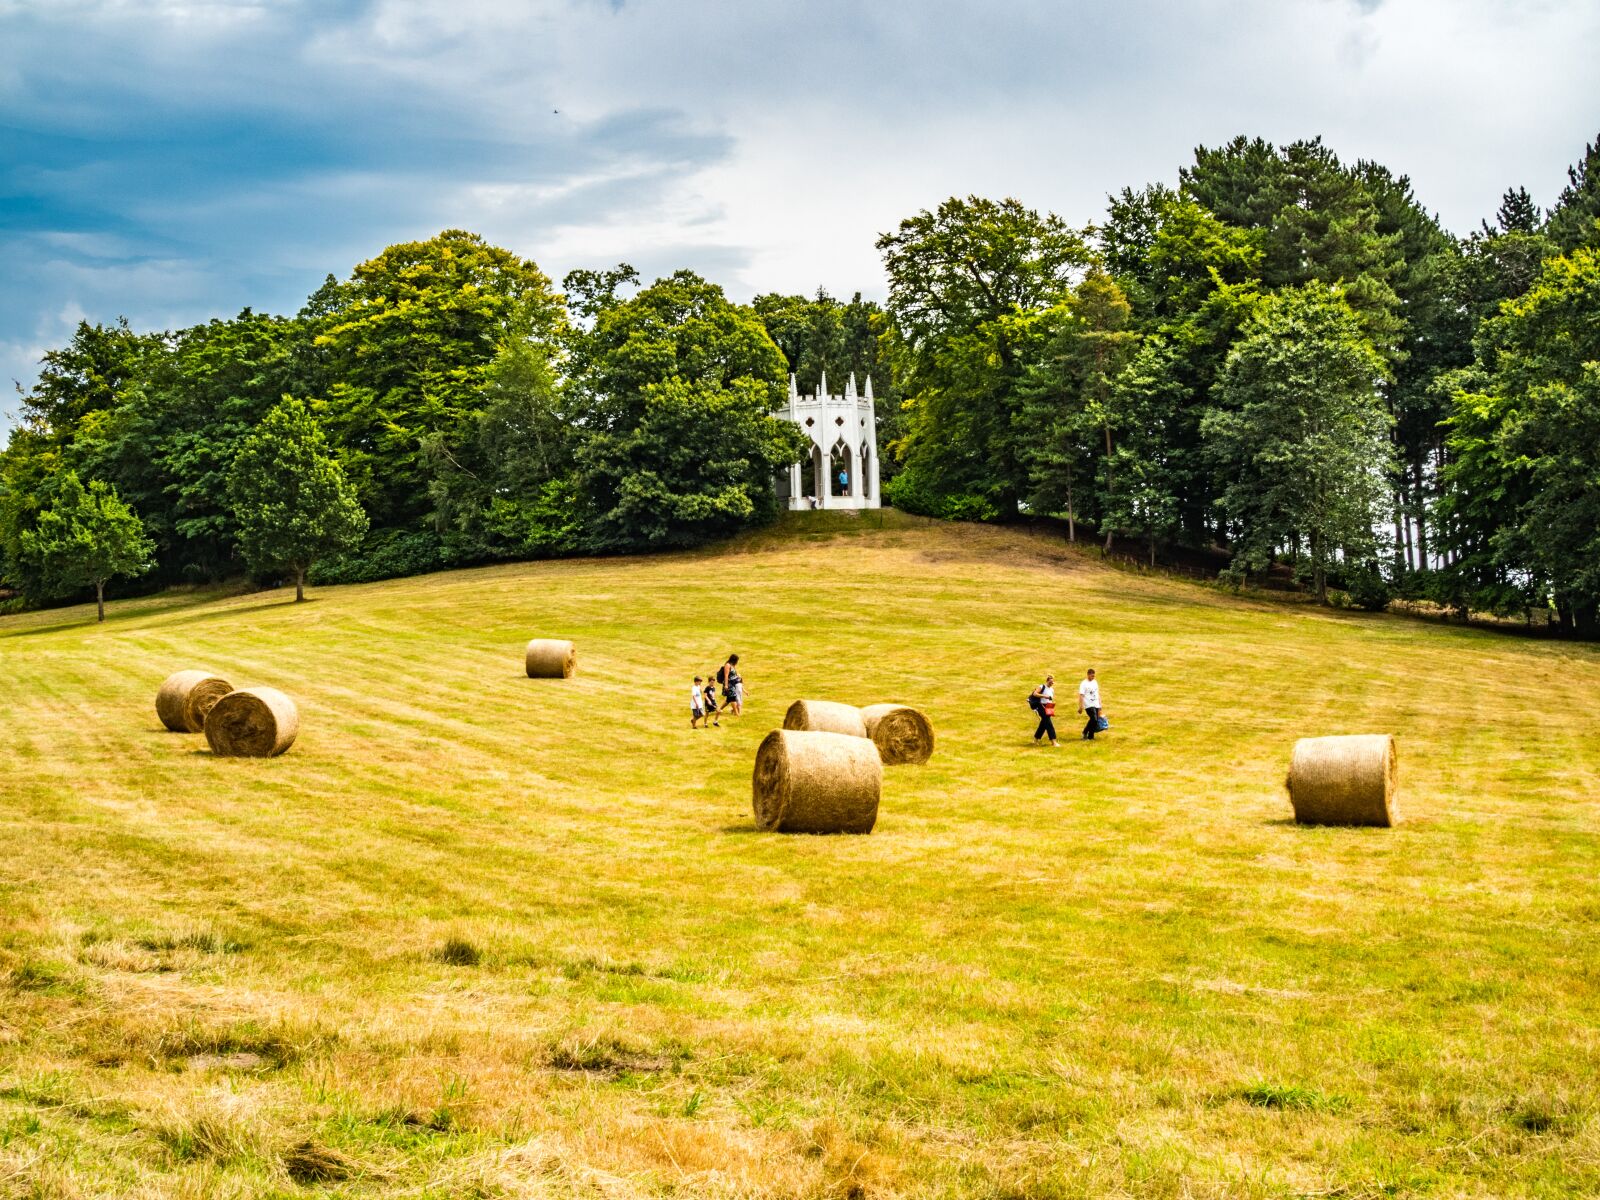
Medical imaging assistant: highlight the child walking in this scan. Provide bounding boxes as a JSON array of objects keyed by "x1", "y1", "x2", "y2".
[
  {"x1": 691, "y1": 675, "x2": 706, "y2": 728},
  {"x1": 702, "y1": 676, "x2": 721, "y2": 727}
]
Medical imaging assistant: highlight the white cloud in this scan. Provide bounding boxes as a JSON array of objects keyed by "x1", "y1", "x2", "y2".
[{"x1": 2, "y1": 0, "x2": 1599, "y2": 431}]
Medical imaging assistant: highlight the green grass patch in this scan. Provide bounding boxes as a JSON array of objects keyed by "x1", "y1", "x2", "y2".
[{"x1": 1, "y1": 515, "x2": 1598, "y2": 1196}]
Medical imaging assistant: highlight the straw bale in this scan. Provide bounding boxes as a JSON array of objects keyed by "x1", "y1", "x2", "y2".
[
  {"x1": 525, "y1": 639, "x2": 576, "y2": 679},
  {"x1": 1287, "y1": 733, "x2": 1399, "y2": 827},
  {"x1": 752, "y1": 729, "x2": 881, "y2": 834},
  {"x1": 156, "y1": 670, "x2": 234, "y2": 733},
  {"x1": 782, "y1": 699, "x2": 867, "y2": 738},
  {"x1": 204, "y1": 687, "x2": 300, "y2": 758},
  {"x1": 859, "y1": 703, "x2": 935, "y2": 765}
]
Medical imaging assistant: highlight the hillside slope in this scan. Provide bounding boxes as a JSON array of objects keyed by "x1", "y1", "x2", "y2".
[{"x1": 2, "y1": 515, "x2": 1598, "y2": 1198}]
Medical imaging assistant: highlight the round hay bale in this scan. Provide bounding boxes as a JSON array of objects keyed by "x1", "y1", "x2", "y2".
[
  {"x1": 752, "y1": 729, "x2": 882, "y2": 834},
  {"x1": 782, "y1": 699, "x2": 867, "y2": 739},
  {"x1": 1286, "y1": 733, "x2": 1398, "y2": 827},
  {"x1": 204, "y1": 687, "x2": 300, "y2": 758},
  {"x1": 525, "y1": 638, "x2": 576, "y2": 679},
  {"x1": 155, "y1": 670, "x2": 234, "y2": 733},
  {"x1": 859, "y1": 703, "x2": 935, "y2": 766}
]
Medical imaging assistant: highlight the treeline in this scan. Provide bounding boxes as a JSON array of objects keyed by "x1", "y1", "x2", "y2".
[
  {"x1": 881, "y1": 133, "x2": 1600, "y2": 634},
  {"x1": 0, "y1": 242, "x2": 893, "y2": 612},
  {"x1": 3, "y1": 132, "x2": 1598, "y2": 632}
]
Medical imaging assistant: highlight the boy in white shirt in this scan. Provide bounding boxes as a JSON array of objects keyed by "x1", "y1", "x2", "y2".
[
  {"x1": 1077, "y1": 668, "x2": 1102, "y2": 740},
  {"x1": 691, "y1": 676, "x2": 706, "y2": 729}
]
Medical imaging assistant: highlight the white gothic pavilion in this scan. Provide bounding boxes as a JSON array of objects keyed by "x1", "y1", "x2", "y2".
[{"x1": 775, "y1": 371, "x2": 882, "y2": 510}]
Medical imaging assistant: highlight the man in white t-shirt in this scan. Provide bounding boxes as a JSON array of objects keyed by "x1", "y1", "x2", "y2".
[{"x1": 1077, "y1": 668, "x2": 1102, "y2": 740}]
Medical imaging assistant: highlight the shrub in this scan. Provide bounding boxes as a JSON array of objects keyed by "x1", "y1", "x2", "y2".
[
  {"x1": 1342, "y1": 565, "x2": 1393, "y2": 611},
  {"x1": 882, "y1": 468, "x2": 999, "y2": 523},
  {"x1": 311, "y1": 529, "x2": 446, "y2": 585},
  {"x1": 881, "y1": 468, "x2": 940, "y2": 517},
  {"x1": 939, "y1": 492, "x2": 1001, "y2": 523}
]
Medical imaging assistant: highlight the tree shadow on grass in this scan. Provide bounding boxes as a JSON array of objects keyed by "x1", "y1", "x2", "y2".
[
  {"x1": 142, "y1": 595, "x2": 318, "y2": 635},
  {"x1": 0, "y1": 592, "x2": 314, "y2": 641}
]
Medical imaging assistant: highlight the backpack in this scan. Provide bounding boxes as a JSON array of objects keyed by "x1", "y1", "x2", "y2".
[{"x1": 1027, "y1": 689, "x2": 1043, "y2": 713}]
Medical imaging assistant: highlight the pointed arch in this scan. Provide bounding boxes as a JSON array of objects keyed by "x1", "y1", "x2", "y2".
[{"x1": 830, "y1": 438, "x2": 854, "y2": 497}]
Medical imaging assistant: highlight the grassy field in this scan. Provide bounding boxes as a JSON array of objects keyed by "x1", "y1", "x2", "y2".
[{"x1": 2, "y1": 511, "x2": 1598, "y2": 1199}]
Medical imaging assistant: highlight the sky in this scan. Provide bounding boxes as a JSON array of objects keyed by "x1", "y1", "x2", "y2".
[{"x1": 2, "y1": 0, "x2": 1597, "y2": 431}]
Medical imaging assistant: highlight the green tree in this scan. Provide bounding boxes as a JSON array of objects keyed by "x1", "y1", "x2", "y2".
[
  {"x1": 423, "y1": 337, "x2": 580, "y2": 560},
  {"x1": 1356, "y1": 161, "x2": 1473, "y2": 576},
  {"x1": 1441, "y1": 248, "x2": 1600, "y2": 635},
  {"x1": 20, "y1": 318, "x2": 165, "y2": 439},
  {"x1": 1205, "y1": 287, "x2": 1392, "y2": 601},
  {"x1": 579, "y1": 377, "x2": 807, "y2": 549},
  {"x1": 1098, "y1": 186, "x2": 1265, "y2": 542},
  {"x1": 227, "y1": 397, "x2": 368, "y2": 602},
  {"x1": 1183, "y1": 137, "x2": 1404, "y2": 356},
  {"x1": 1493, "y1": 186, "x2": 1543, "y2": 236},
  {"x1": 70, "y1": 310, "x2": 305, "y2": 582},
  {"x1": 14, "y1": 471, "x2": 154, "y2": 621},
  {"x1": 566, "y1": 270, "x2": 806, "y2": 549},
  {"x1": 1102, "y1": 339, "x2": 1188, "y2": 563},
  {"x1": 753, "y1": 291, "x2": 836, "y2": 391},
  {"x1": 1014, "y1": 272, "x2": 1139, "y2": 546},
  {"x1": 1015, "y1": 306, "x2": 1094, "y2": 538},
  {"x1": 308, "y1": 230, "x2": 564, "y2": 534},
  {"x1": 879, "y1": 196, "x2": 1090, "y2": 516},
  {"x1": 0, "y1": 429, "x2": 64, "y2": 601},
  {"x1": 1545, "y1": 131, "x2": 1600, "y2": 252}
]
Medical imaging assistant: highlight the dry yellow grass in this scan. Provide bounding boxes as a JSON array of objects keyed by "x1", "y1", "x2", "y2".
[{"x1": 2, "y1": 512, "x2": 1598, "y2": 1197}]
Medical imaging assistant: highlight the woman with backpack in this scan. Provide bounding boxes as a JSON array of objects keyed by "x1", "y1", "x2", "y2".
[
  {"x1": 717, "y1": 654, "x2": 744, "y2": 718},
  {"x1": 1029, "y1": 674, "x2": 1059, "y2": 747}
]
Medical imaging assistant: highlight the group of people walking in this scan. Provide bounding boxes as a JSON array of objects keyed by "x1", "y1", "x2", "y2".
[
  {"x1": 1029, "y1": 668, "x2": 1105, "y2": 747},
  {"x1": 685, "y1": 653, "x2": 1107, "y2": 748},
  {"x1": 691, "y1": 654, "x2": 744, "y2": 729}
]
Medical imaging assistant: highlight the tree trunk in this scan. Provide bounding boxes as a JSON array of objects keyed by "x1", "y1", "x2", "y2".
[
  {"x1": 1573, "y1": 603, "x2": 1599, "y2": 641},
  {"x1": 1101, "y1": 420, "x2": 1114, "y2": 553},
  {"x1": 1413, "y1": 457, "x2": 1429, "y2": 570},
  {"x1": 1066, "y1": 466, "x2": 1075, "y2": 542},
  {"x1": 1310, "y1": 531, "x2": 1327, "y2": 603},
  {"x1": 1148, "y1": 533, "x2": 1156, "y2": 567},
  {"x1": 1393, "y1": 497, "x2": 1406, "y2": 576},
  {"x1": 295, "y1": 567, "x2": 306, "y2": 603},
  {"x1": 96, "y1": 580, "x2": 105, "y2": 623}
]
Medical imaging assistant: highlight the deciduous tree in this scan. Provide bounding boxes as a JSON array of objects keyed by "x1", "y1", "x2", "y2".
[
  {"x1": 227, "y1": 397, "x2": 368, "y2": 602},
  {"x1": 1205, "y1": 287, "x2": 1392, "y2": 601},
  {"x1": 879, "y1": 196, "x2": 1090, "y2": 515},
  {"x1": 567, "y1": 271, "x2": 805, "y2": 549},
  {"x1": 14, "y1": 471, "x2": 153, "y2": 621},
  {"x1": 1442, "y1": 248, "x2": 1600, "y2": 634}
]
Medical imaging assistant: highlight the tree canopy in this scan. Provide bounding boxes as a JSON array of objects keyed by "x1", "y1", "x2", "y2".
[
  {"x1": 11, "y1": 471, "x2": 154, "y2": 621},
  {"x1": 5, "y1": 129, "x2": 1600, "y2": 634},
  {"x1": 227, "y1": 396, "x2": 369, "y2": 602}
]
